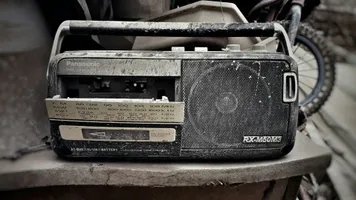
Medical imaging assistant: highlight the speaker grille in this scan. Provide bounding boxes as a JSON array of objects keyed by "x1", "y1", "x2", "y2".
[{"x1": 182, "y1": 60, "x2": 290, "y2": 149}]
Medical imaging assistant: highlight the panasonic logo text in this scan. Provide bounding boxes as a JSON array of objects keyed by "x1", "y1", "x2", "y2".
[
  {"x1": 243, "y1": 136, "x2": 282, "y2": 143},
  {"x1": 66, "y1": 61, "x2": 100, "y2": 67}
]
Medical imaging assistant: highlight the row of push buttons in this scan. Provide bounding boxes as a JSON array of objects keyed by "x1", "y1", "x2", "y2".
[{"x1": 171, "y1": 44, "x2": 267, "y2": 52}]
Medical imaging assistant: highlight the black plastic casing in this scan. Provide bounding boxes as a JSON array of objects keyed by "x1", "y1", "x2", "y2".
[{"x1": 47, "y1": 51, "x2": 298, "y2": 160}]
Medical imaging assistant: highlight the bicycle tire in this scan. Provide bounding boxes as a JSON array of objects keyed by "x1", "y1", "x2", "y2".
[{"x1": 280, "y1": 21, "x2": 336, "y2": 116}]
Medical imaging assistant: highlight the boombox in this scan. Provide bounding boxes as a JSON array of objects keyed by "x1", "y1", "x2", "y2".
[{"x1": 46, "y1": 21, "x2": 298, "y2": 159}]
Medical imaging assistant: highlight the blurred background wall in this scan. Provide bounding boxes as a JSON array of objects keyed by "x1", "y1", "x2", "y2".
[
  {"x1": 0, "y1": 0, "x2": 51, "y2": 159},
  {"x1": 309, "y1": 0, "x2": 356, "y2": 52}
]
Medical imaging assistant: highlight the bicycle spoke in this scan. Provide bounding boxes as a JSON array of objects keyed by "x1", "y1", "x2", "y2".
[
  {"x1": 299, "y1": 74, "x2": 318, "y2": 80},
  {"x1": 299, "y1": 87, "x2": 309, "y2": 98},
  {"x1": 298, "y1": 58, "x2": 316, "y2": 66},
  {"x1": 299, "y1": 68, "x2": 318, "y2": 72},
  {"x1": 294, "y1": 50, "x2": 310, "y2": 60},
  {"x1": 293, "y1": 43, "x2": 301, "y2": 54},
  {"x1": 299, "y1": 81, "x2": 314, "y2": 90}
]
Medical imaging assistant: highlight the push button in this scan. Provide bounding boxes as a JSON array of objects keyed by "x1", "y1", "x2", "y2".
[
  {"x1": 194, "y1": 47, "x2": 208, "y2": 52},
  {"x1": 252, "y1": 44, "x2": 267, "y2": 52}
]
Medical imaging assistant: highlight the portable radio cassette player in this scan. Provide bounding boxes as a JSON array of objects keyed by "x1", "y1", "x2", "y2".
[{"x1": 46, "y1": 21, "x2": 298, "y2": 159}]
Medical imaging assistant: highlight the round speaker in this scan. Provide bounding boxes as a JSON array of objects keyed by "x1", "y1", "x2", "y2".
[{"x1": 187, "y1": 62, "x2": 272, "y2": 147}]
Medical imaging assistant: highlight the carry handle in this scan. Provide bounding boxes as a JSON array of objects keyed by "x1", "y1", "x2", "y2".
[{"x1": 50, "y1": 20, "x2": 293, "y2": 58}]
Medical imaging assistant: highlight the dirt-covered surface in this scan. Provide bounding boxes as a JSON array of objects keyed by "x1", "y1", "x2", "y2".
[
  {"x1": 0, "y1": 48, "x2": 50, "y2": 159},
  {"x1": 307, "y1": 62, "x2": 356, "y2": 200}
]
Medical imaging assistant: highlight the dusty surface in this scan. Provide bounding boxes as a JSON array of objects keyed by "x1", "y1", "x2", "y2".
[
  {"x1": 0, "y1": 181, "x2": 281, "y2": 200},
  {"x1": 308, "y1": 63, "x2": 356, "y2": 200},
  {"x1": 0, "y1": 48, "x2": 50, "y2": 159},
  {"x1": 0, "y1": 133, "x2": 331, "y2": 191}
]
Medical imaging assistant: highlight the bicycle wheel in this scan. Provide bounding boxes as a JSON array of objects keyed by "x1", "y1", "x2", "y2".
[{"x1": 281, "y1": 22, "x2": 336, "y2": 116}]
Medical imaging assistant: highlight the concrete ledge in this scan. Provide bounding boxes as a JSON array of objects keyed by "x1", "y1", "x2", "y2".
[{"x1": 0, "y1": 134, "x2": 331, "y2": 191}]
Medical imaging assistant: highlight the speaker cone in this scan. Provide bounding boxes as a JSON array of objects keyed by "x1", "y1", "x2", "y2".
[{"x1": 187, "y1": 63, "x2": 272, "y2": 147}]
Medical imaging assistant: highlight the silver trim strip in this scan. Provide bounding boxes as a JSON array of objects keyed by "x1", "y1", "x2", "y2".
[
  {"x1": 45, "y1": 98, "x2": 185, "y2": 123},
  {"x1": 57, "y1": 58, "x2": 181, "y2": 76},
  {"x1": 59, "y1": 125, "x2": 176, "y2": 142}
]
